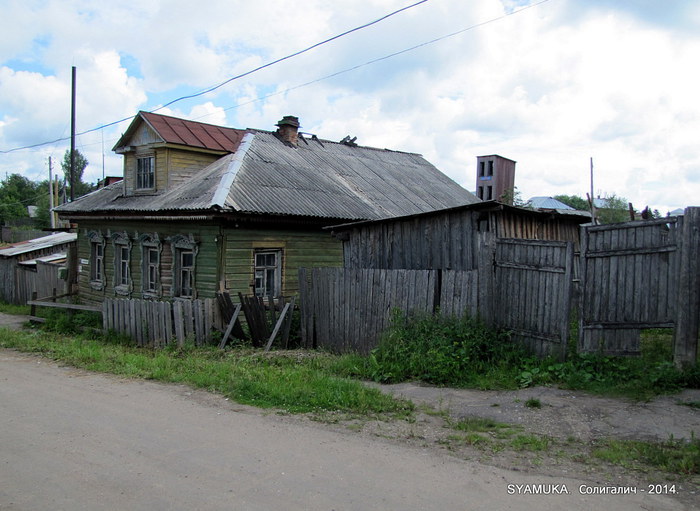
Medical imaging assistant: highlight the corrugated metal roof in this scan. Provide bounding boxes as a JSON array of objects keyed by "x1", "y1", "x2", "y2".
[
  {"x1": 528, "y1": 196, "x2": 575, "y2": 210},
  {"x1": 0, "y1": 232, "x2": 76, "y2": 258},
  {"x1": 60, "y1": 120, "x2": 480, "y2": 222},
  {"x1": 114, "y1": 111, "x2": 246, "y2": 153}
]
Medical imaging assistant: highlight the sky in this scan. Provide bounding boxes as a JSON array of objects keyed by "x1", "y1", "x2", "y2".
[{"x1": 1, "y1": 0, "x2": 699, "y2": 214}]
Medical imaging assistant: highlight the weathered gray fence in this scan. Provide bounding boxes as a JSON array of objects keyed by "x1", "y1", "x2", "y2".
[
  {"x1": 300, "y1": 238, "x2": 574, "y2": 356},
  {"x1": 102, "y1": 297, "x2": 222, "y2": 346},
  {"x1": 579, "y1": 217, "x2": 681, "y2": 355},
  {"x1": 578, "y1": 210, "x2": 699, "y2": 365},
  {"x1": 493, "y1": 239, "x2": 574, "y2": 358},
  {"x1": 300, "y1": 267, "x2": 485, "y2": 354}
]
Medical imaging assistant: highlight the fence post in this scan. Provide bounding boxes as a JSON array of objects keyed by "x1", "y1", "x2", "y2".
[{"x1": 674, "y1": 207, "x2": 700, "y2": 367}]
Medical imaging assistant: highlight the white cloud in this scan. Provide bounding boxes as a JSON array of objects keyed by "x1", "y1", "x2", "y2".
[{"x1": 1, "y1": 0, "x2": 699, "y2": 214}]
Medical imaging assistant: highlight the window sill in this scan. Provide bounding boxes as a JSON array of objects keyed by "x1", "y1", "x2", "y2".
[{"x1": 89, "y1": 280, "x2": 105, "y2": 291}]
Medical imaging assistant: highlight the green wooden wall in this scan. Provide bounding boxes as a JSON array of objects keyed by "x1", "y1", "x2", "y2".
[{"x1": 74, "y1": 219, "x2": 342, "y2": 303}]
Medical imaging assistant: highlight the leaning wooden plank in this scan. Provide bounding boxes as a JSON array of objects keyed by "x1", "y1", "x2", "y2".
[
  {"x1": 218, "y1": 304, "x2": 242, "y2": 349},
  {"x1": 264, "y1": 302, "x2": 292, "y2": 353},
  {"x1": 280, "y1": 296, "x2": 296, "y2": 349}
]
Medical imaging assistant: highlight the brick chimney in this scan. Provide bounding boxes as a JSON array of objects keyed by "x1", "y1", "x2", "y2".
[{"x1": 276, "y1": 115, "x2": 300, "y2": 147}]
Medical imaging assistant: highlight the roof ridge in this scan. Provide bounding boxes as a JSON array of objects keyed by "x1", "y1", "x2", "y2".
[{"x1": 247, "y1": 128, "x2": 424, "y2": 157}]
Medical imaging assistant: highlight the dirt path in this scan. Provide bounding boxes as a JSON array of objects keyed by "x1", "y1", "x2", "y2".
[
  {"x1": 376, "y1": 382, "x2": 700, "y2": 443},
  {"x1": 0, "y1": 350, "x2": 693, "y2": 511}
]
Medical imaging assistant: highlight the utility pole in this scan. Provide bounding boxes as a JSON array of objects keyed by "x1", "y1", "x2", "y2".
[
  {"x1": 70, "y1": 66, "x2": 76, "y2": 202},
  {"x1": 589, "y1": 157, "x2": 597, "y2": 225},
  {"x1": 48, "y1": 157, "x2": 55, "y2": 229}
]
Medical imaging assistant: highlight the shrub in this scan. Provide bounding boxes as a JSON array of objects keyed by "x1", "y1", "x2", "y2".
[{"x1": 368, "y1": 311, "x2": 532, "y2": 387}]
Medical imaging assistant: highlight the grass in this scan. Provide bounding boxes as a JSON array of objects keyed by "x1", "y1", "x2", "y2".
[
  {"x1": 0, "y1": 327, "x2": 413, "y2": 418},
  {"x1": 354, "y1": 312, "x2": 700, "y2": 401},
  {"x1": 0, "y1": 302, "x2": 30, "y2": 315},
  {"x1": 593, "y1": 436, "x2": 700, "y2": 475}
]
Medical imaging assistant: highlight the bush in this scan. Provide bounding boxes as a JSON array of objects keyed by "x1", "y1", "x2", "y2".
[{"x1": 368, "y1": 311, "x2": 532, "y2": 387}]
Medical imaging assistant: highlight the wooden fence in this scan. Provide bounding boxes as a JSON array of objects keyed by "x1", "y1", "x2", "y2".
[
  {"x1": 102, "y1": 297, "x2": 222, "y2": 346},
  {"x1": 493, "y1": 239, "x2": 574, "y2": 358},
  {"x1": 300, "y1": 238, "x2": 574, "y2": 356},
  {"x1": 578, "y1": 211, "x2": 699, "y2": 365}
]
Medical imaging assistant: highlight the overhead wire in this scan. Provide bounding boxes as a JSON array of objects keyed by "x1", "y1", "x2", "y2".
[
  {"x1": 2, "y1": 0, "x2": 552, "y2": 154},
  {"x1": 0, "y1": 0, "x2": 429, "y2": 154}
]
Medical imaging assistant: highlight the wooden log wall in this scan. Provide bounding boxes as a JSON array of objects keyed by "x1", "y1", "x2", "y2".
[{"x1": 102, "y1": 297, "x2": 221, "y2": 347}]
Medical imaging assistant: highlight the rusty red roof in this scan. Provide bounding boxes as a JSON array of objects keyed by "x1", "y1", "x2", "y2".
[{"x1": 116, "y1": 111, "x2": 246, "y2": 153}]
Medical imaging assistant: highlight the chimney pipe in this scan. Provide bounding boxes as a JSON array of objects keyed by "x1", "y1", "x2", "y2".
[{"x1": 276, "y1": 115, "x2": 300, "y2": 147}]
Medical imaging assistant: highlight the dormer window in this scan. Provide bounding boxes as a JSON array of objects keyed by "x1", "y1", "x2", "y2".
[{"x1": 137, "y1": 156, "x2": 155, "y2": 190}]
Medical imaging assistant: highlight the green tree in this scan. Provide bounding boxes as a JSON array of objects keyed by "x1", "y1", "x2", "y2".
[
  {"x1": 596, "y1": 194, "x2": 632, "y2": 224},
  {"x1": 0, "y1": 174, "x2": 43, "y2": 225},
  {"x1": 61, "y1": 149, "x2": 93, "y2": 199}
]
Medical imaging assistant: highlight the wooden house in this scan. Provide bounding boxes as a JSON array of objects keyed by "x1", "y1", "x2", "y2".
[{"x1": 55, "y1": 112, "x2": 479, "y2": 304}]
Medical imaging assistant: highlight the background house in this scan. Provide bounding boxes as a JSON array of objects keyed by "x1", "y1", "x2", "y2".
[
  {"x1": 0, "y1": 232, "x2": 76, "y2": 304},
  {"x1": 56, "y1": 112, "x2": 479, "y2": 304}
]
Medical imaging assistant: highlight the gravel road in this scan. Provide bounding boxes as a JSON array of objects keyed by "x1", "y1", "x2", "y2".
[{"x1": 0, "y1": 349, "x2": 690, "y2": 511}]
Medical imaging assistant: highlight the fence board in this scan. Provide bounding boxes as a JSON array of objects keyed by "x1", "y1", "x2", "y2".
[{"x1": 101, "y1": 297, "x2": 217, "y2": 347}]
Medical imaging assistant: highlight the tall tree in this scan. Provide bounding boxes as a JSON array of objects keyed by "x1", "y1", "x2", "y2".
[{"x1": 61, "y1": 149, "x2": 93, "y2": 199}]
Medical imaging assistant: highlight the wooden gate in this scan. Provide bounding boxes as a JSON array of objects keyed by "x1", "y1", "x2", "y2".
[
  {"x1": 578, "y1": 217, "x2": 681, "y2": 355},
  {"x1": 492, "y1": 239, "x2": 574, "y2": 358}
]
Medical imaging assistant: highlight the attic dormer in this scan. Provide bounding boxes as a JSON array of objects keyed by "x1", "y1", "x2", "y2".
[{"x1": 113, "y1": 111, "x2": 246, "y2": 197}]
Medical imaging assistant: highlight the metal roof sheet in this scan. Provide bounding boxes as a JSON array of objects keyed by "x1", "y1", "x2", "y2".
[
  {"x1": 61, "y1": 120, "x2": 480, "y2": 222},
  {"x1": 114, "y1": 111, "x2": 246, "y2": 153},
  {"x1": 0, "y1": 232, "x2": 77, "y2": 258}
]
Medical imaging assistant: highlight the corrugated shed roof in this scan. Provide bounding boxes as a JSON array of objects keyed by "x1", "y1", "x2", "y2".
[
  {"x1": 114, "y1": 111, "x2": 246, "y2": 153},
  {"x1": 60, "y1": 122, "x2": 479, "y2": 222},
  {"x1": 528, "y1": 196, "x2": 574, "y2": 210},
  {"x1": 0, "y1": 232, "x2": 76, "y2": 258}
]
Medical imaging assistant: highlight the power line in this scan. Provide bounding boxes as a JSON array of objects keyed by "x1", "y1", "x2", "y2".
[
  {"x1": 0, "y1": 0, "x2": 429, "y2": 155},
  {"x1": 209, "y1": 0, "x2": 552, "y2": 117}
]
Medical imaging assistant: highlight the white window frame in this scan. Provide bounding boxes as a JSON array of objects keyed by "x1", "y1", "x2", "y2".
[
  {"x1": 168, "y1": 234, "x2": 198, "y2": 299},
  {"x1": 112, "y1": 231, "x2": 132, "y2": 296},
  {"x1": 254, "y1": 249, "x2": 282, "y2": 298},
  {"x1": 138, "y1": 233, "x2": 162, "y2": 298},
  {"x1": 87, "y1": 230, "x2": 106, "y2": 291}
]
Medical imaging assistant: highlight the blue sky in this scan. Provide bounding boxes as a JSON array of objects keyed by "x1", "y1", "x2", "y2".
[{"x1": 1, "y1": 0, "x2": 699, "y2": 213}]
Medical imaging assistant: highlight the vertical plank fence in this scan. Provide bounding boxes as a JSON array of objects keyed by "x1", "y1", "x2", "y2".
[{"x1": 102, "y1": 297, "x2": 221, "y2": 347}]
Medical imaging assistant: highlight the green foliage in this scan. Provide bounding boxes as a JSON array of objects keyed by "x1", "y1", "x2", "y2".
[
  {"x1": 361, "y1": 311, "x2": 697, "y2": 399},
  {"x1": 60, "y1": 149, "x2": 94, "y2": 199},
  {"x1": 41, "y1": 309, "x2": 102, "y2": 335},
  {"x1": 367, "y1": 311, "x2": 531, "y2": 387},
  {"x1": 596, "y1": 193, "x2": 632, "y2": 224},
  {"x1": 0, "y1": 327, "x2": 413, "y2": 418},
  {"x1": 0, "y1": 174, "x2": 43, "y2": 225},
  {"x1": 593, "y1": 435, "x2": 700, "y2": 474}
]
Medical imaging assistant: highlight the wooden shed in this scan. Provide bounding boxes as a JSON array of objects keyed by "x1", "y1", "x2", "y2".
[
  {"x1": 0, "y1": 232, "x2": 76, "y2": 304},
  {"x1": 331, "y1": 200, "x2": 590, "y2": 271}
]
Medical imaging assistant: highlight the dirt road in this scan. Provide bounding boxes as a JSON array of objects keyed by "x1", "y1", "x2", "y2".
[{"x1": 0, "y1": 349, "x2": 691, "y2": 511}]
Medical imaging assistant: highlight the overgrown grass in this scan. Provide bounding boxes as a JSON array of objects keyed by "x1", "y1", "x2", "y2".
[
  {"x1": 0, "y1": 302, "x2": 30, "y2": 315},
  {"x1": 352, "y1": 311, "x2": 700, "y2": 400},
  {"x1": 593, "y1": 435, "x2": 700, "y2": 475},
  {"x1": 0, "y1": 327, "x2": 413, "y2": 418}
]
